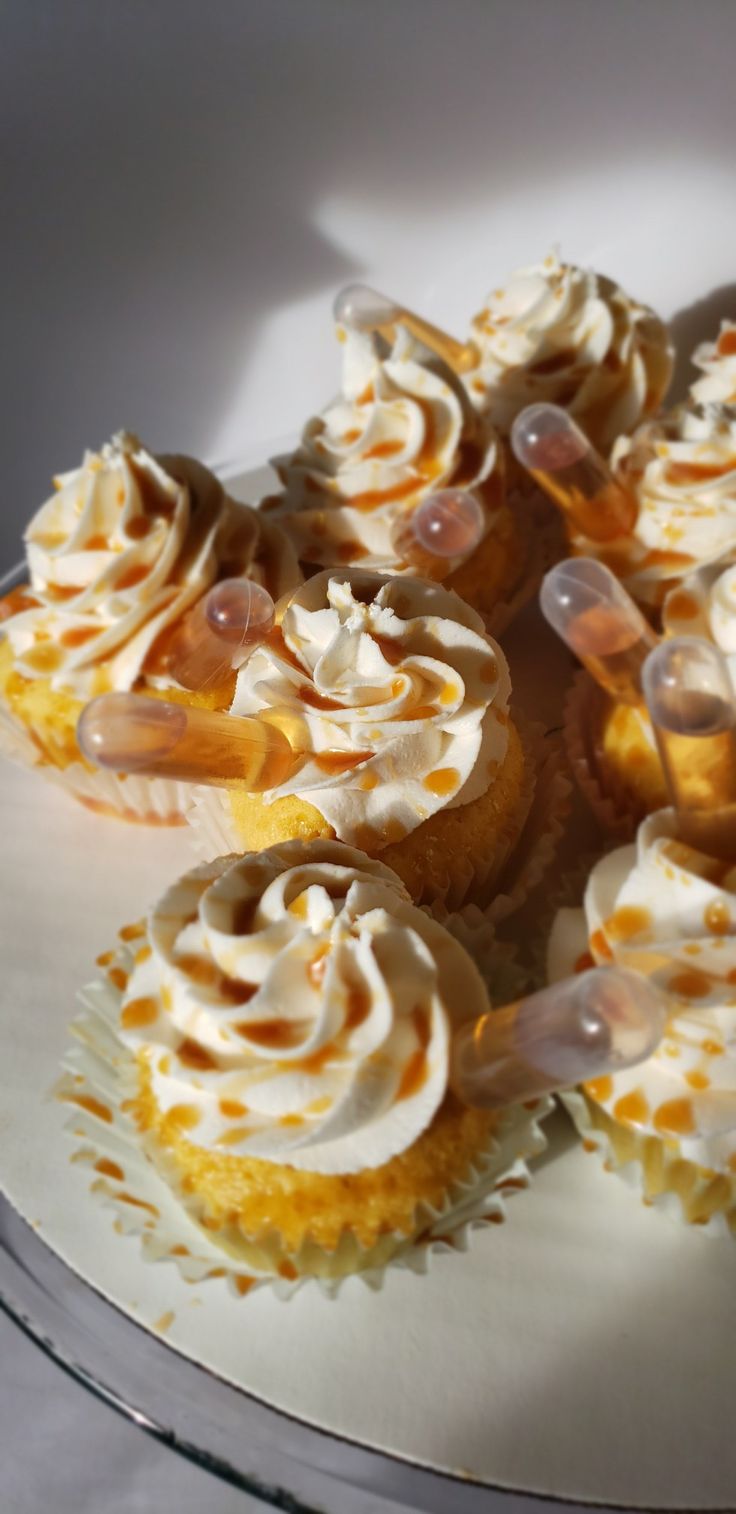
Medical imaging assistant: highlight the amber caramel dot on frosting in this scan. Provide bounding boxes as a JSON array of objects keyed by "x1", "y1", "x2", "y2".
[
  {"x1": 653, "y1": 1098, "x2": 696, "y2": 1137},
  {"x1": 603, "y1": 905, "x2": 652, "y2": 943},
  {"x1": 613, "y1": 1089, "x2": 650, "y2": 1127},
  {"x1": 585, "y1": 1075, "x2": 614, "y2": 1102},
  {"x1": 668, "y1": 970, "x2": 712, "y2": 999},
  {"x1": 704, "y1": 900, "x2": 732, "y2": 935},
  {"x1": 120, "y1": 996, "x2": 159, "y2": 1029},
  {"x1": 423, "y1": 767, "x2": 460, "y2": 796}
]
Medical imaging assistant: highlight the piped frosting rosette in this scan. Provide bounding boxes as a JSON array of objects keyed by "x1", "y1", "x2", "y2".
[
  {"x1": 549, "y1": 809, "x2": 736, "y2": 1234},
  {"x1": 690, "y1": 322, "x2": 736, "y2": 405},
  {"x1": 264, "y1": 326, "x2": 504, "y2": 580},
  {"x1": 465, "y1": 252, "x2": 673, "y2": 451},
  {"x1": 232, "y1": 571, "x2": 508, "y2": 844},
  {"x1": 0, "y1": 433, "x2": 301, "y2": 820},
  {"x1": 58, "y1": 841, "x2": 550, "y2": 1291},
  {"x1": 571, "y1": 403, "x2": 736, "y2": 608},
  {"x1": 188, "y1": 568, "x2": 538, "y2": 913}
]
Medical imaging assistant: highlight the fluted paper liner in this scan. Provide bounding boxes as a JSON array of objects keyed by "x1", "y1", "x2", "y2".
[
  {"x1": 0, "y1": 702, "x2": 192, "y2": 825},
  {"x1": 543, "y1": 866, "x2": 736, "y2": 1238},
  {"x1": 561, "y1": 1088, "x2": 736, "y2": 1239},
  {"x1": 55, "y1": 936, "x2": 552, "y2": 1299},
  {"x1": 563, "y1": 670, "x2": 644, "y2": 842}
]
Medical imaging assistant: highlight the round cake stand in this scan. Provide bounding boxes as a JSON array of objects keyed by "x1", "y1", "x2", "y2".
[{"x1": 1, "y1": 1193, "x2": 565, "y2": 1514}]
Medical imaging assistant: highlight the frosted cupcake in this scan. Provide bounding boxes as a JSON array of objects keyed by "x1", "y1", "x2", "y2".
[
  {"x1": 465, "y1": 251, "x2": 673, "y2": 452},
  {"x1": 0, "y1": 432, "x2": 301, "y2": 821},
  {"x1": 549, "y1": 809, "x2": 736, "y2": 1233},
  {"x1": 69, "y1": 840, "x2": 548, "y2": 1282},
  {"x1": 690, "y1": 321, "x2": 736, "y2": 405},
  {"x1": 190, "y1": 568, "x2": 533, "y2": 910},
  {"x1": 569, "y1": 403, "x2": 736, "y2": 611},
  {"x1": 262, "y1": 325, "x2": 529, "y2": 623}
]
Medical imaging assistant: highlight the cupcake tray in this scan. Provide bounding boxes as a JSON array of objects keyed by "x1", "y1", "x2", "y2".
[{"x1": 2, "y1": 460, "x2": 736, "y2": 1514}]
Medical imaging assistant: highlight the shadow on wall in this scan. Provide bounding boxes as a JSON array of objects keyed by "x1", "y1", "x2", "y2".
[
  {"x1": 668, "y1": 283, "x2": 736, "y2": 403},
  {"x1": 3, "y1": 0, "x2": 736, "y2": 561}
]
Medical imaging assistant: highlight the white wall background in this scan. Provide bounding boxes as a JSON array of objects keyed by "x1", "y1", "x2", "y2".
[{"x1": 3, "y1": 0, "x2": 736, "y2": 567}]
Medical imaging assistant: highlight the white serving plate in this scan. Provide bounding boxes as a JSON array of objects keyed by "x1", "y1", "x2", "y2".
[{"x1": 2, "y1": 461, "x2": 736, "y2": 1510}]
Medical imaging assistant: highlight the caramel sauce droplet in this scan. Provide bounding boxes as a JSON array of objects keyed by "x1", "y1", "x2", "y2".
[
  {"x1": 108, "y1": 967, "x2": 129, "y2": 991},
  {"x1": 120, "y1": 996, "x2": 159, "y2": 1029},
  {"x1": 667, "y1": 460, "x2": 734, "y2": 485},
  {"x1": 219, "y1": 1098, "x2": 248, "y2": 1119},
  {"x1": 314, "y1": 749, "x2": 374, "y2": 775},
  {"x1": 124, "y1": 515, "x2": 152, "y2": 539},
  {"x1": 345, "y1": 987, "x2": 371, "y2": 1030},
  {"x1": 0, "y1": 586, "x2": 40, "y2": 620},
  {"x1": 668, "y1": 970, "x2": 711, "y2": 999},
  {"x1": 372, "y1": 634, "x2": 404, "y2": 666},
  {"x1": 396, "y1": 1048, "x2": 429, "y2": 1102},
  {"x1": 298, "y1": 684, "x2": 344, "y2": 712},
  {"x1": 119, "y1": 921, "x2": 145, "y2": 942},
  {"x1": 177, "y1": 1038, "x2": 217, "y2": 1071},
  {"x1": 613, "y1": 1089, "x2": 650, "y2": 1127},
  {"x1": 165, "y1": 1104, "x2": 202, "y2": 1131},
  {"x1": 67, "y1": 1093, "x2": 112, "y2": 1122},
  {"x1": 236, "y1": 1017, "x2": 310, "y2": 1049},
  {"x1": 364, "y1": 439, "x2": 405, "y2": 460},
  {"x1": 94, "y1": 1158, "x2": 124, "y2": 1180},
  {"x1": 704, "y1": 900, "x2": 731, "y2": 935},
  {"x1": 653, "y1": 1098, "x2": 696, "y2": 1136},
  {"x1": 585, "y1": 1075, "x2": 614, "y2": 1102},
  {"x1": 603, "y1": 905, "x2": 652, "y2": 942},
  {"x1": 685, "y1": 1070, "x2": 710, "y2": 1090},
  {"x1": 174, "y1": 953, "x2": 257, "y2": 1005},
  {"x1": 588, "y1": 929, "x2": 613, "y2": 963},
  {"x1": 234, "y1": 1275, "x2": 256, "y2": 1296},
  {"x1": 423, "y1": 767, "x2": 460, "y2": 796},
  {"x1": 118, "y1": 1191, "x2": 160, "y2": 1215}
]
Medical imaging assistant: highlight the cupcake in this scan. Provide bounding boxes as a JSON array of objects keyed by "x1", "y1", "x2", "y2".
[
  {"x1": 690, "y1": 321, "x2": 736, "y2": 405},
  {"x1": 190, "y1": 568, "x2": 533, "y2": 911},
  {"x1": 464, "y1": 251, "x2": 673, "y2": 453},
  {"x1": 549, "y1": 809, "x2": 736, "y2": 1233},
  {"x1": 65, "y1": 840, "x2": 549, "y2": 1283},
  {"x1": 261, "y1": 324, "x2": 530, "y2": 624},
  {"x1": 0, "y1": 432, "x2": 301, "y2": 822},
  {"x1": 570, "y1": 403, "x2": 736, "y2": 610}
]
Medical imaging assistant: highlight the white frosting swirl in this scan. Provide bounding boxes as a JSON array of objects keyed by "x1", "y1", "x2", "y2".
[
  {"x1": 690, "y1": 322, "x2": 736, "y2": 405},
  {"x1": 466, "y1": 251, "x2": 672, "y2": 449},
  {"x1": 664, "y1": 561, "x2": 736, "y2": 676},
  {"x1": 548, "y1": 810, "x2": 736, "y2": 1173},
  {"x1": 2, "y1": 433, "x2": 300, "y2": 699},
  {"x1": 265, "y1": 326, "x2": 502, "y2": 574},
  {"x1": 119, "y1": 841, "x2": 490, "y2": 1174},
  {"x1": 230, "y1": 569, "x2": 510, "y2": 848},
  {"x1": 593, "y1": 404, "x2": 736, "y2": 603}
]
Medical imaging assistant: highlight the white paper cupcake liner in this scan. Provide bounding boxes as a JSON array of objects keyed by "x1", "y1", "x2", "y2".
[
  {"x1": 0, "y1": 698, "x2": 193, "y2": 824},
  {"x1": 55, "y1": 936, "x2": 552, "y2": 1300},
  {"x1": 0, "y1": 698, "x2": 42, "y2": 769},
  {"x1": 41, "y1": 758, "x2": 193, "y2": 827},
  {"x1": 561, "y1": 1088, "x2": 736, "y2": 1240}
]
